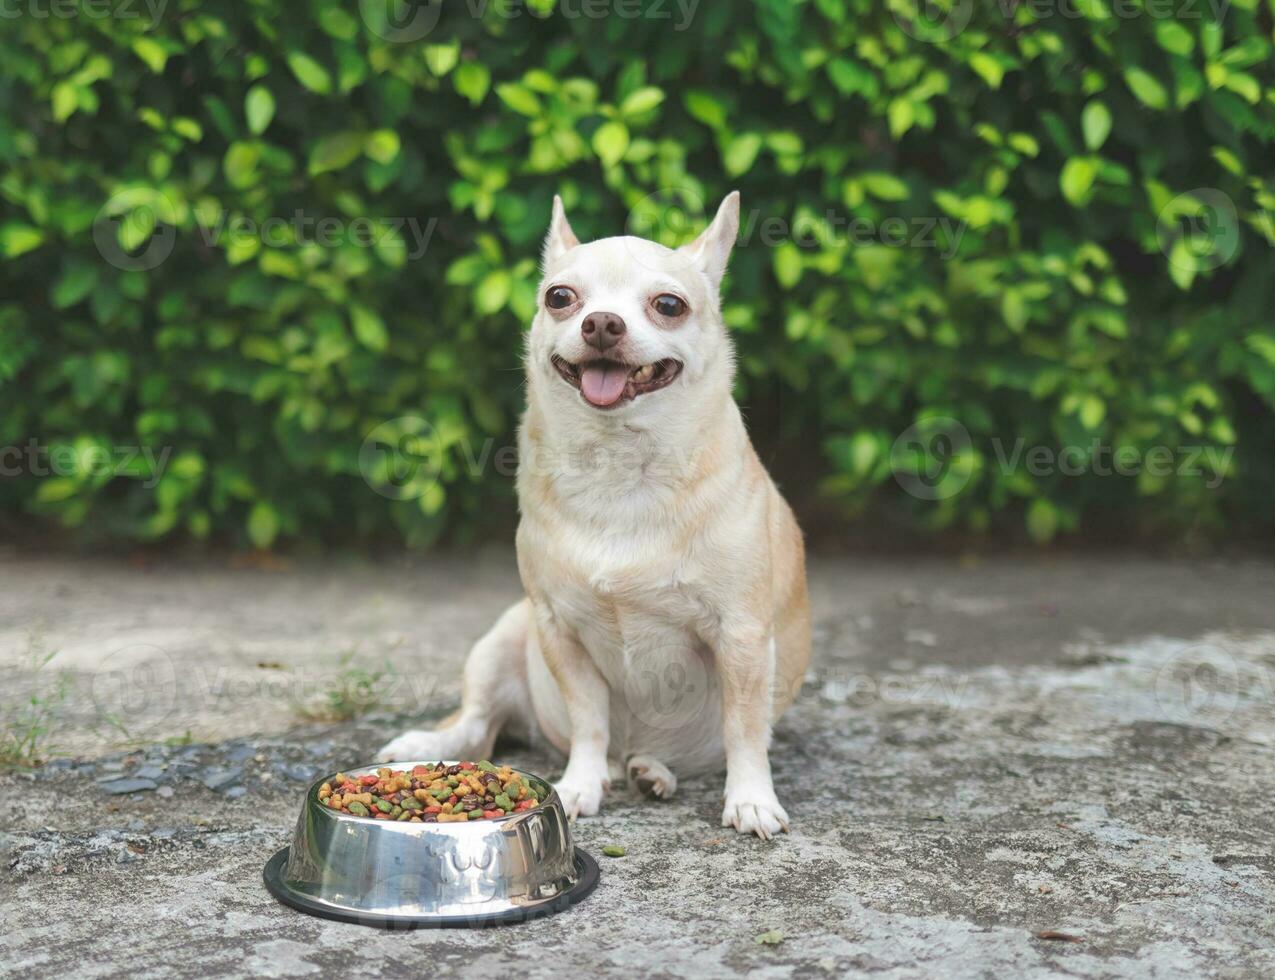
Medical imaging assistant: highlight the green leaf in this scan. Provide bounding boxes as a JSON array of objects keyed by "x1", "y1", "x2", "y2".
[
  {"x1": 620, "y1": 86, "x2": 664, "y2": 116},
  {"x1": 0, "y1": 223, "x2": 44, "y2": 258},
  {"x1": 1124, "y1": 68, "x2": 1168, "y2": 110},
  {"x1": 424, "y1": 42, "x2": 460, "y2": 77},
  {"x1": 287, "y1": 52, "x2": 332, "y2": 94},
  {"x1": 592, "y1": 121, "x2": 630, "y2": 167},
  {"x1": 1154, "y1": 20, "x2": 1195, "y2": 56},
  {"x1": 767, "y1": 131, "x2": 804, "y2": 156},
  {"x1": 52, "y1": 82, "x2": 77, "y2": 122},
  {"x1": 969, "y1": 52, "x2": 1005, "y2": 89},
  {"x1": 475, "y1": 270, "x2": 512, "y2": 314},
  {"x1": 454, "y1": 62, "x2": 491, "y2": 106},
  {"x1": 318, "y1": 6, "x2": 360, "y2": 40},
  {"x1": 683, "y1": 90, "x2": 728, "y2": 129},
  {"x1": 1026, "y1": 499, "x2": 1058, "y2": 544},
  {"x1": 35, "y1": 478, "x2": 79, "y2": 504},
  {"x1": 861, "y1": 173, "x2": 909, "y2": 201},
  {"x1": 723, "y1": 133, "x2": 763, "y2": 177},
  {"x1": 51, "y1": 264, "x2": 99, "y2": 309},
  {"x1": 171, "y1": 117, "x2": 202, "y2": 142},
  {"x1": 364, "y1": 129, "x2": 401, "y2": 165},
  {"x1": 1081, "y1": 101, "x2": 1111, "y2": 151},
  {"x1": 350, "y1": 304, "x2": 389, "y2": 352},
  {"x1": 1059, "y1": 157, "x2": 1098, "y2": 206},
  {"x1": 245, "y1": 85, "x2": 275, "y2": 135},
  {"x1": 223, "y1": 141, "x2": 261, "y2": 186},
  {"x1": 773, "y1": 243, "x2": 802, "y2": 288},
  {"x1": 132, "y1": 38, "x2": 168, "y2": 73},
  {"x1": 1079, "y1": 394, "x2": 1106, "y2": 430},
  {"x1": 308, "y1": 131, "x2": 366, "y2": 175},
  {"x1": 887, "y1": 99, "x2": 915, "y2": 139},
  {"x1": 496, "y1": 83, "x2": 541, "y2": 117},
  {"x1": 1002, "y1": 290, "x2": 1027, "y2": 333},
  {"x1": 247, "y1": 501, "x2": 280, "y2": 549}
]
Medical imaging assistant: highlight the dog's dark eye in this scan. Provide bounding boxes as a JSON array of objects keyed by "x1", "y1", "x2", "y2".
[
  {"x1": 652, "y1": 293, "x2": 687, "y2": 318},
  {"x1": 545, "y1": 286, "x2": 577, "y2": 310}
]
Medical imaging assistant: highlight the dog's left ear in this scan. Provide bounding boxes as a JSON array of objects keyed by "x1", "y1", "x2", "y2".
[
  {"x1": 542, "y1": 195, "x2": 580, "y2": 268},
  {"x1": 679, "y1": 191, "x2": 740, "y2": 291}
]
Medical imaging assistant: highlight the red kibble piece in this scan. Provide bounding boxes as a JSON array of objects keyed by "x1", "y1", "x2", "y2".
[
  {"x1": 483, "y1": 809, "x2": 501, "y2": 818},
  {"x1": 425, "y1": 806, "x2": 442, "y2": 814},
  {"x1": 459, "y1": 762, "x2": 475, "y2": 770},
  {"x1": 359, "y1": 775, "x2": 379, "y2": 786}
]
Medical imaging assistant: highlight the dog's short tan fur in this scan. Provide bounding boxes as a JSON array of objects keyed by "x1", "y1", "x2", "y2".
[{"x1": 381, "y1": 193, "x2": 810, "y2": 837}]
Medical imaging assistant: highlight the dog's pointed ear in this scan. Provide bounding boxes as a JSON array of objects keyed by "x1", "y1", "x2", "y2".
[
  {"x1": 679, "y1": 191, "x2": 740, "y2": 290},
  {"x1": 542, "y1": 195, "x2": 580, "y2": 268}
]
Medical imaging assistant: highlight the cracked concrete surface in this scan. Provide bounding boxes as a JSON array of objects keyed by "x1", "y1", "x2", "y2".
[{"x1": 2, "y1": 550, "x2": 1274, "y2": 978}]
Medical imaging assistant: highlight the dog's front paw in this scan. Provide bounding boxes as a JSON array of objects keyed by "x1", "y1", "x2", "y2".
[
  {"x1": 378, "y1": 730, "x2": 443, "y2": 762},
  {"x1": 721, "y1": 783, "x2": 790, "y2": 840},
  {"x1": 554, "y1": 774, "x2": 608, "y2": 820}
]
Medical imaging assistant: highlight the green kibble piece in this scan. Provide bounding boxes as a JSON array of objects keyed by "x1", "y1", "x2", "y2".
[
  {"x1": 390, "y1": 805, "x2": 402, "y2": 817},
  {"x1": 504, "y1": 779, "x2": 522, "y2": 798},
  {"x1": 494, "y1": 793, "x2": 512, "y2": 811},
  {"x1": 477, "y1": 760, "x2": 498, "y2": 773},
  {"x1": 401, "y1": 796, "x2": 423, "y2": 810},
  {"x1": 602, "y1": 845, "x2": 626, "y2": 858},
  {"x1": 375, "y1": 799, "x2": 392, "y2": 813},
  {"x1": 468, "y1": 809, "x2": 482, "y2": 819},
  {"x1": 347, "y1": 802, "x2": 369, "y2": 817},
  {"x1": 396, "y1": 811, "x2": 411, "y2": 821}
]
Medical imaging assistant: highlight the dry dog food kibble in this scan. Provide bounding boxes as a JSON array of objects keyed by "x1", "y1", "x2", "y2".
[{"x1": 318, "y1": 761, "x2": 541, "y2": 823}]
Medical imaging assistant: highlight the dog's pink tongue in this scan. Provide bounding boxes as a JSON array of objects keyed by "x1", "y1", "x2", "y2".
[{"x1": 580, "y1": 362, "x2": 629, "y2": 407}]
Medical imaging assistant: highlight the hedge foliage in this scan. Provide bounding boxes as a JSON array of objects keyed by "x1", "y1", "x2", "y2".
[{"x1": 1, "y1": 0, "x2": 1273, "y2": 548}]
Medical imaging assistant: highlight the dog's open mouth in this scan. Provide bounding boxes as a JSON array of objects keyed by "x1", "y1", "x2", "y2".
[{"x1": 551, "y1": 355, "x2": 683, "y2": 408}]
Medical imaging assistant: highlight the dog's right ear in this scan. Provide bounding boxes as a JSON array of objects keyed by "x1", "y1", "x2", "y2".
[{"x1": 542, "y1": 195, "x2": 580, "y2": 268}]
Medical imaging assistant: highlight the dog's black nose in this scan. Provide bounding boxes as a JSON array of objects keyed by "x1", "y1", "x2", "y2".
[{"x1": 581, "y1": 311, "x2": 626, "y2": 352}]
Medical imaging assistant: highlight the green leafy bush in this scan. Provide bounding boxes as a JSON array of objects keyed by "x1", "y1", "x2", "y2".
[{"x1": 1, "y1": 0, "x2": 1272, "y2": 547}]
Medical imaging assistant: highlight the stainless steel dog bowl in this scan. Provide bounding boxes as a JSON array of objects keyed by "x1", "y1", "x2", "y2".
[{"x1": 264, "y1": 762, "x2": 598, "y2": 928}]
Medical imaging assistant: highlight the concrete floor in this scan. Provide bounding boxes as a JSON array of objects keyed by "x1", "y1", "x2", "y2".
[{"x1": 2, "y1": 550, "x2": 1274, "y2": 978}]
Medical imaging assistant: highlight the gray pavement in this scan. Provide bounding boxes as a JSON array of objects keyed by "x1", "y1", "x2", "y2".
[{"x1": 2, "y1": 550, "x2": 1274, "y2": 978}]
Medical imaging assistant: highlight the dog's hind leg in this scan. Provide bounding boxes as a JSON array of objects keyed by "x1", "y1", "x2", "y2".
[
  {"x1": 627, "y1": 755, "x2": 678, "y2": 800},
  {"x1": 378, "y1": 599, "x2": 531, "y2": 762}
]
